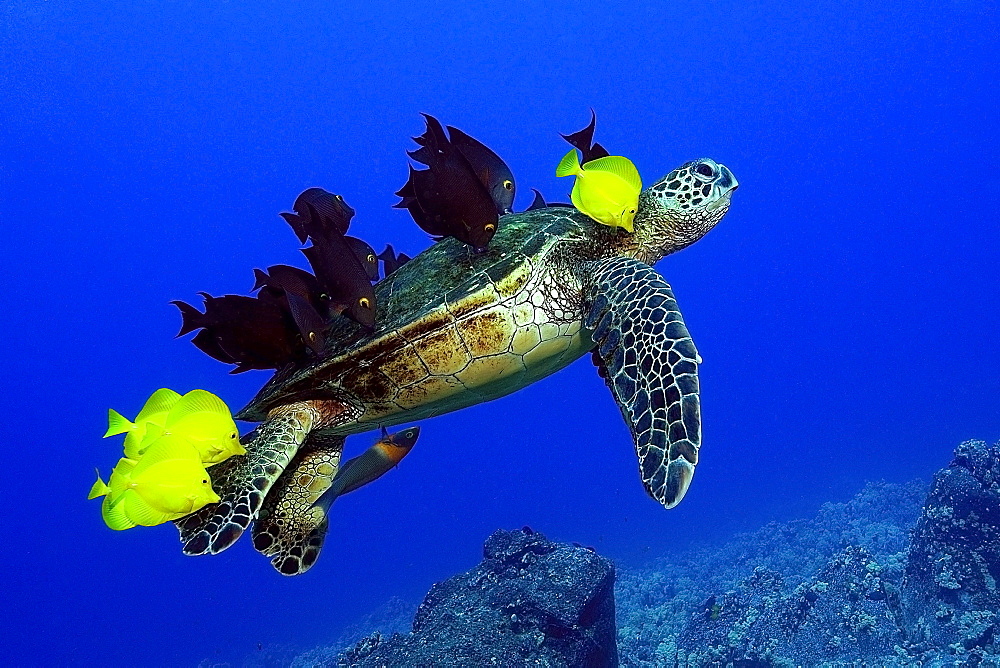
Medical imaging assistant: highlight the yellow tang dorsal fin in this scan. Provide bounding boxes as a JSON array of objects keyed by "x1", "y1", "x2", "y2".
[
  {"x1": 555, "y1": 149, "x2": 582, "y2": 178},
  {"x1": 101, "y1": 495, "x2": 136, "y2": 530},
  {"x1": 135, "y1": 388, "x2": 182, "y2": 423},
  {"x1": 166, "y1": 389, "x2": 231, "y2": 426},
  {"x1": 131, "y1": 434, "x2": 202, "y2": 476},
  {"x1": 583, "y1": 155, "x2": 642, "y2": 192}
]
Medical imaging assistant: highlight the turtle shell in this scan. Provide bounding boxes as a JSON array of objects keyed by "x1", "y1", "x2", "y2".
[{"x1": 237, "y1": 208, "x2": 595, "y2": 429}]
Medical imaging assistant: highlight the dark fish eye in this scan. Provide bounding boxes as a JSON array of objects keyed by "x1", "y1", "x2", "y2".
[
  {"x1": 485, "y1": 223, "x2": 495, "y2": 232},
  {"x1": 320, "y1": 293, "x2": 330, "y2": 300},
  {"x1": 359, "y1": 297, "x2": 371, "y2": 309},
  {"x1": 308, "y1": 332, "x2": 317, "y2": 341},
  {"x1": 696, "y1": 163, "x2": 714, "y2": 177},
  {"x1": 367, "y1": 254, "x2": 376, "y2": 263},
  {"x1": 503, "y1": 180, "x2": 513, "y2": 190},
  {"x1": 335, "y1": 194, "x2": 343, "y2": 200}
]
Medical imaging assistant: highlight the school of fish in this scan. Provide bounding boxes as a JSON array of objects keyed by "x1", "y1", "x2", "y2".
[{"x1": 90, "y1": 389, "x2": 244, "y2": 530}]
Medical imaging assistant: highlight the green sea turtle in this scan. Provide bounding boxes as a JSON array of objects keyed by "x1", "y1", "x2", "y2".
[{"x1": 175, "y1": 158, "x2": 738, "y2": 575}]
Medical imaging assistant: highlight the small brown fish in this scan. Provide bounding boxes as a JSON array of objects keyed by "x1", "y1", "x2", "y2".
[
  {"x1": 280, "y1": 188, "x2": 356, "y2": 243},
  {"x1": 316, "y1": 426, "x2": 419, "y2": 512},
  {"x1": 172, "y1": 292, "x2": 304, "y2": 372},
  {"x1": 300, "y1": 202, "x2": 377, "y2": 330},
  {"x1": 560, "y1": 109, "x2": 611, "y2": 165},
  {"x1": 394, "y1": 114, "x2": 500, "y2": 251},
  {"x1": 377, "y1": 244, "x2": 411, "y2": 278},
  {"x1": 344, "y1": 236, "x2": 380, "y2": 282},
  {"x1": 445, "y1": 124, "x2": 516, "y2": 215}
]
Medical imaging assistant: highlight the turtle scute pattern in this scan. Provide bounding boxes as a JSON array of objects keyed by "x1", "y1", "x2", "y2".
[
  {"x1": 175, "y1": 400, "x2": 355, "y2": 555},
  {"x1": 581, "y1": 256, "x2": 701, "y2": 508},
  {"x1": 251, "y1": 432, "x2": 345, "y2": 575}
]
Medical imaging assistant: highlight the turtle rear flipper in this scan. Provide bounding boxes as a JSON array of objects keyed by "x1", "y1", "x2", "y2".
[
  {"x1": 175, "y1": 401, "x2": 352, "y2": 556},
  {"x1": 581, "y1": 257, "x2": 702, "y2": 509},
  {"x1": 251, "y1": 434, "x2": 345, "y2": 576}
]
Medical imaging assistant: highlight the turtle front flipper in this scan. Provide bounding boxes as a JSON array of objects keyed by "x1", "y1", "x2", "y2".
[
  {"x1": 175, "y1": 400, "x2": 352, "y2": 556},
  {"x1": 580, "y1": 257, "x2": 702, "y2": 509},
  {"x1": 251, "y1": 432, "x2": 345, "y2": 576}
]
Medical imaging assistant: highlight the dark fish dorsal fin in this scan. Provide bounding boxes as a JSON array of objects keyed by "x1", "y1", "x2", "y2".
[
  {"x1": 527, "y1": 188, "x2": 547, "y2": 211},
  {"x1": 560, "y1": 109, "x2": 611, "y2": 164}
]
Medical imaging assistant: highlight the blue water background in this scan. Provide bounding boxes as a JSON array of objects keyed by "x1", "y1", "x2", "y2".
[{"x1": 2, "y1": 1, "x2": 998, "y2": 664}]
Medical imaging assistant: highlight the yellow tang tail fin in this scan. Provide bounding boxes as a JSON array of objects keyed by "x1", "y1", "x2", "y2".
[
  {"x1": 88, "y1": 469, "x2": 110, "y2": 500},
  {"x1": 104, "y1": 409, "x2": 134, "y2": 438},
  {"x1": 555, "y1": 149, "x2": 582, "y2": 178}
]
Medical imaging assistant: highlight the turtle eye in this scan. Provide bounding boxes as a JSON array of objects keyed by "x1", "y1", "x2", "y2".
[
  {"x1": 696, "y1": 163, "x2": 715, "y2": 178},
  {"x1": 502, "y1": 180, "x2": 513, "y2": 191},
  {"x1": 359, "y1": 297, "x2": 371, "y2": 309}
]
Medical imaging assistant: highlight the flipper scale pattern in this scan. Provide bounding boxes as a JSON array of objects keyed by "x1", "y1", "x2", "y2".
[{"x1": 581, "y1": 256, "x2": 701, "y2": 508}]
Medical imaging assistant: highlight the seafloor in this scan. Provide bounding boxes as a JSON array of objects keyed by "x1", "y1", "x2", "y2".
[{"x1": 209, "y1": 439, "x2": 1000, "y2": 667}]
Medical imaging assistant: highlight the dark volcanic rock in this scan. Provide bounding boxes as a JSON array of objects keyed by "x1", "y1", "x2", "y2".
[
  {"x1": 338, "y1": 528, "x2": 617, "y2": 667},
  {"x1": 900, "y1": 439, "x2": 1000, "y2": 661},
  {"x1": 676, "y1": 546, "x2": 903, "y2": 666}
]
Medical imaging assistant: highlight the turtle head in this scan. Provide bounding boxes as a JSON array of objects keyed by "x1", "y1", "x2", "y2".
[{"x1": 630, "y1": 158, "x2": 738, "y2": 263}]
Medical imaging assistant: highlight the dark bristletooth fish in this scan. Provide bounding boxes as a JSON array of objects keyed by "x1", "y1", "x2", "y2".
[
  {"x1": 525, "y1": 188, "x2": 572, "y2": 211},
  {"x1": 252, "y1": 265, "x2": 329, "y2": 355},
  {"x1": 445, "y1": 124, "x2": 516, "y2": 214},
  {"x1": 300, "y1": 202, "x2": 377, "y2": 330},
  {"x1": 344, "y1": 236, "x2": 380, "y2": 282},
  {"x1": 377, "y1": 244, "x2": 411, "y2": 278},
  {"x1": 172, "y1": 292, "x2": 303, "y2": 373},
  {"x1": 560, "y1": 109, "x2": 610, "y2": 165},
  {"x1": 315, "y1": 426, "x2": 420, "y2": 513},
  {"x1": 394, "y1": 113, "x2": 500, "y2": 251},
  {"x1": 280, "y1": 188, "x2": 356, "y2": 243}
]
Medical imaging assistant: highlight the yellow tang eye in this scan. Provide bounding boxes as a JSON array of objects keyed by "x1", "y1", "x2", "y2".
[
  {"x1": 230, "y1": 432, "x2": 237, "y2": 439},
  {"x1": 367, "y1": 254, "x2": 376, "y2": 263},
  {"x1": 359, "y1": 297, "x2": 371, "y2": 308},
  {"x1": 629, "y1": 209, "x2": 636, "y2": 214},
  {"x1": 503, "y1": 180, "x2": 513, "y2": 190},
  {"x1": 202, "y1": 479, "x2": 208, "y2": 484}
]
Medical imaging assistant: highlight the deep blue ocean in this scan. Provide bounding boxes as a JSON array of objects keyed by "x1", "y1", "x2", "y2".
[{"x1": 2, "y1": 1, "x2": 998, "y2": 665}]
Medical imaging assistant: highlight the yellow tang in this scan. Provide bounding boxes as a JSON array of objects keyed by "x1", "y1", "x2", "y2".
[
  {"x1": 104, "y1": 388, "x2": 183, "y2": 459},
  {"x1": 555, "y1": 149, "x2": 642, "y2": 233},
  {"x1": 88, "y1": 434, "x2": 221, "y2": 530},
  {"x1": 134, "y1": 389, "x2": 245, "y2": 466}
]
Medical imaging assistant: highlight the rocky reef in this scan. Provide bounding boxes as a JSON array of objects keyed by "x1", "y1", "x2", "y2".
[
  {"x1": 281, "y1": 439, "x2": 1000, "y2": 667},
  {"x1": 616, "y1": 439, "x2": 1000, "y2": 667},
  {"x1": 336, "y1": 528, "x2": 617, "y2": 667}
]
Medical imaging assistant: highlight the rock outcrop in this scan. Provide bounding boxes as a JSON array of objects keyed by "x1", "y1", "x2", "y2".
[{"x1": 337, "y1": 528, "x2": 617, "y2": 667}]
